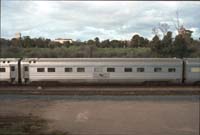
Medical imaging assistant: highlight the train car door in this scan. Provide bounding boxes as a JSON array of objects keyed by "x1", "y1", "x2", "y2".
[
  {"x1": 23, "y1": 65, "x2": 29, "y2": 83},
  {"x1": 10, "y1": 65, "x2": 17, "y2": 83}
]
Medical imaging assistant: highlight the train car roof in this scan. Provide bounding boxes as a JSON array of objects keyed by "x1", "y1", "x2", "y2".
[
  {"x1": 0, "y1": 58, "x2": 20, "y2": 61},
  {"x1": 184, "y1": 58, "x2": 200, "y2": 64},
  {"x1": 0, "y1": 58, "x2": 20, "y2": 65},
  {"x1": 21, "y1": 58, "x2": 182, "y2": 62}
]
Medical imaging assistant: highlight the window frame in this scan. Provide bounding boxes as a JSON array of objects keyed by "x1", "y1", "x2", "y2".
[
  {"x1": 191, "y1": 67, "x2": 200, "y2": 73},
  {"x1": 168, "y1": 68, "x2": 176, "y2": 72},
  {"x1": 11, "y1": 66, "x2": 15, "y2": 72},
  {"x1": 48, "y1": 68, "x2": 56, "y2": 72},
  {"x1": 24, "y1": 66, "x2": 29, "y2": 72},
  {"x1": 137, "y1": 67, "x2": 145, "y2": 72},
  {"x1": 0, "y1": 68, "x2": 6, "y2": 72},
  {"x1": 77, "y1": 67, "x2": 85, "y2": 72},
  {"x1": 107, "y1": 67, "x2": 115, "y2": 72},
  {"x1": 124, "y1": 67, "x2": 132, "y2": 72},
  {"x1": 37, "y1": 68, "x2": 45, "y2": 72},
  {"x1": 154, "y1": 67, "x2": 162, "y2": 72},
  {"x1": 65, "y1": 67, "x2": 73, "y2": 72}
]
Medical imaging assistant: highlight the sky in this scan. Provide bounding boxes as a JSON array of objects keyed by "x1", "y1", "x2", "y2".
[{"x1": 1, "y1": 1, "x2": 200, "y2": 41}]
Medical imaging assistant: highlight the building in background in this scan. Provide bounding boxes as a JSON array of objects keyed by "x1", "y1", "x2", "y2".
[
  {"x1": 54, "y1": 38, "x2": 73, "y2": 44},
  {"x1": 15, "y1": 32, "x2": 21, "y2": 39}
]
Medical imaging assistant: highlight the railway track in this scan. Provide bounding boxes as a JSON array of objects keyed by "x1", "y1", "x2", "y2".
[{"x1": 0, "y1": 86, "x2": 199, "y2": 95}]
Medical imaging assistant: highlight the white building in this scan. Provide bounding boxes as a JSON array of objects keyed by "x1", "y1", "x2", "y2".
[
  {"x1": 54, "y1": 38, "x2": 73, "y2": 44},
  {"x1": 15, "y1": 32, "x2": 21, "y2": 39}
]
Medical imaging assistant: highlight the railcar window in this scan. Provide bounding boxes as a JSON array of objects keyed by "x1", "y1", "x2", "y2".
[
  {"x1": 107, "y1": 68, "x2": 115, "y2": 72},
  {"x1": 37, "y1": 68, "x2": 45, "y2": 72},
  {"x1": 168, "y1": 68, "x2": 176, "y2": 72},
  {"x1": 0, "y1": 68, "x2": 6, "y2": 72},
  {"x1": 191, "y1": 67, "x2": 200, "y2": 72},
  {"x1": 124, "y1": 68, "x2": 132, "y2": 72},
  {"x1": 154, "y1": 68, "x2": 162, "y2": 72},
  {"x1": 24, "y1": 66, "x2": 29, "y2": 72},
  {"x1": 65, "y1": 68, "x2": 73, "y2": 72},
  {"x1": 48, "y1": 68, "x2": 55, "y2": 72},
  {"x1": 11, "y1": 66, "x2": 15, "y2": 71},
  {"x1": 137, "y1": 68, "x2": 144, "y2": 72},
  {"x1": 77, "y1": 68, "x2": 85, "y2": 72}
]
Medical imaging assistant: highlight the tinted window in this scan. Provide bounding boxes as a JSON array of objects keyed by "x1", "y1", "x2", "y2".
[
  {"x1": 137, "y1": 68, "x2": 144, "y2": 72},
  {"x1": 154, "y1": 68, "x2": 162, "y2": 72},
  {"x1": 168, "y1": 68, "x2": 176, "y2": 72},
  {"x1": 65, "y1": 68, "x2": 73, "y2": 72},
  {"x1": 48, "y1": 68, "x2": 55, "y2": 72},
  {"x1": 24, "y1": 66, "x2": 29, "y2": 72},
  {"x1": 0, "y1": 68, "x2": 6, "y2": 72},
  {"x1": 107, "y1": 68, "x2": 115, "y2": 72},
  {"x1": 77, "y1": 68, "x2": 85, "y2": 72},
  {"x1": 124, "y1": 68, "x2": 132, "y2": 72},
  {"x1": 11, "y1": 66, "x2": 15, "y2": 71},
  {"x1": 37, "y1": 68, "x2": 45, "y2": 72}
]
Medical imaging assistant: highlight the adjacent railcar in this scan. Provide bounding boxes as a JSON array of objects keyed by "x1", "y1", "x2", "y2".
[
  {"x1": 184, "y1": 58, "x2": 200, "y2": 84},
  {"x1": 0, "y1": 58, "x2": 20, "y2": 84},
  {"x1": 20, "y1": 58, "x2": 183, "y2": 84}
]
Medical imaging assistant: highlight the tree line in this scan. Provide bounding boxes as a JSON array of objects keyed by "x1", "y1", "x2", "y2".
[{"x1": 0, "y1": 31, "x2": 200, "y2": 58}]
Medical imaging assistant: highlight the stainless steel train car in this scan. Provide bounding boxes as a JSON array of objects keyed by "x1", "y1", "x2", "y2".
[
  {"x1": 184, "y1": 58, "x2": 200, "y2": 84},
  {"x1": 20, "y1": 58, "x2": 184, "y2": 84},
  {"x1": 0, "y1": 58, "x2": 20, "y2": 84},
  {"x1": 1, "y1": 58, "x2": 199, "y2": 85}
]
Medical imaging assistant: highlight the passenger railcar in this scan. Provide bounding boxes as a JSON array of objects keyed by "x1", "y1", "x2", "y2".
[
  {"x1": 184, "y1": 58, "x2": 200, "y2": 84},
  {"x1": 1, "y1": 58, "x2": 199, "y2": 85},
  {"x1": 20, "y1": 58, "x2": 183, "y2": 84},
  {"x1": 0, "y1": 58, "x2": 20, "y2": 84}
]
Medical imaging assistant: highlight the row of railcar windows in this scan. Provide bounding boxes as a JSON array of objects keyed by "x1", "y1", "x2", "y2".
[
  {"x1": 34, "y1": 67, "x2": 176, "y2": 73},
  {"x1": 0, "y1": 67, "x2": 176, "y2": 73}
]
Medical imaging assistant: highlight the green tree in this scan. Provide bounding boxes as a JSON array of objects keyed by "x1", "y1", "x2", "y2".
[
  {"x1": 11, "y1": 38, "x2": 22, "y2": 47},
  {"x1": 110, "y1": 40, "x2": 123, "y2": 48},
  {"x1": 172, "y1": 34, "x2": 191, "y2": 58},
  {"x1": 150, "y1": 35, "x2": 161, "y2": 53},
  {"x1": 63, "y1": 41, "x2": 71, "y2": 48},
  {"x1": 87, "y1": 39, "x2": 95, "y2": 45},
  {"x1": 48, "y1": 41, "x2": 62, "y2": 48},
  {"x1": 130, "y1": 34, "x2": 140, "y2": 48},
  {"x1": 22, "y1": 36, "x2": 34, "y2": 48},
  {"x1": 100, "y1": 39, "x2": 110, "y2": 48},
  {"x1": 160, "y1": 31, "x2": 173, "y2": 57},
  {"x1": 94, "y1": 37, "x2": 100, "y2": 47}
]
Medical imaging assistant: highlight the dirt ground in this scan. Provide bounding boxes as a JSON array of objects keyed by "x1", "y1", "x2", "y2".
[{"x1": 0, "y1": 95, "x2": 199, "y2": 135}]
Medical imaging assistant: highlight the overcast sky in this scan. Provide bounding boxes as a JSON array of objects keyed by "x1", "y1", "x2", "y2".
[{"x1": 1, "y1": 1, "x2": 200, "y2": 41}]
